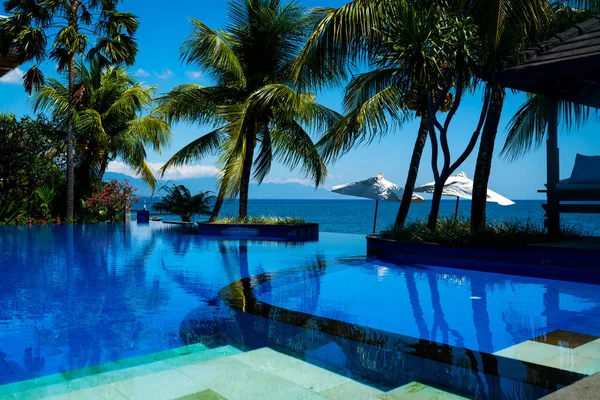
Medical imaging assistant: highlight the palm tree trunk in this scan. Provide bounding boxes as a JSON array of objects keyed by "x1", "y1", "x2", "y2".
[
  {"x1": 209, "y1": 182, "x2": 227, "y2": 222},
  {"x1": 471, "y1": 84, "x2": 505, "y2": 231},
  {"x1": 98, "y1": 157, "x2": 109, "y2": 182},
  {"x1": 427, "y1": 177, "x2": 446, "y2": 230},
  {"x1": 65, "y1": 54, "x2": 75, "y2": 221},
  {"x1": 238, "y1": 126, "x2": 256, "y2": 218},
  {"x1": 395, "y1": 113, "x2": 428, "y2": 227},
  {"x1": 65, "y1": 0, "x2": 79, "y2": 221}
]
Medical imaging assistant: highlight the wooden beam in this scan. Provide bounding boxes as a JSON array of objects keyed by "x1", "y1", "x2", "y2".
[
  {"x1": 546, "y1": 98, "x2": 560, "y2": 238},
  {"x1": 542, "y1": 204, "x2": 600, "y2": 214}
]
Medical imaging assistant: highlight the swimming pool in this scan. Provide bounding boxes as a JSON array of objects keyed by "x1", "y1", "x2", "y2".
[{"x1": 0, "y1": 223, "x2": 598, "y2": 399}]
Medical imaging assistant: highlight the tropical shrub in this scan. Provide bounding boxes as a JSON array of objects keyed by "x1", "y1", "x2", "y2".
[
  {"x1": 212, "y1": 216, "x2": 306, "y2": 225},
  {"x1": 85, "y1": 179, "x2": 138, "y2": 223},
  {"x1": 153, "y1": 184, "x2": 215, "y2": 222},
  {"x1": 383, "y1": 218, "x2": 584, "y2": 246},
  {"x1": 35, "y1": 187, "x2": 55, "y2": 219}
]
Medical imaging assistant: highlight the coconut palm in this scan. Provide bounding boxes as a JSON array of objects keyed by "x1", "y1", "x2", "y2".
[
  {"x1": 295, "y1": 1, "x2": 440, "y2": 228},
  {"x1": 154, "y1": 0, "x2": 339, "y2": 219},
  {"x1": 467, "y1": 1, "x2": 593, "y2": 230},
  {"x1": 299, "y1": 1, "x2": 474, "y2": 229},
  {"x1": 0, "y1": 0, "x2": 139, "y2": 220},
  {"x1": 33, "y1": 60, "x2": 171, "y2": 196},
  {"x1": 153, "y1": 184, "x2": 216, "y2": 222}
]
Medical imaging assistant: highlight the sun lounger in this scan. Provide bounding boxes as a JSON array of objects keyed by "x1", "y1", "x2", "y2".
[{"x1": 541, "y1": 154, "x2": 600, "y2": 214}]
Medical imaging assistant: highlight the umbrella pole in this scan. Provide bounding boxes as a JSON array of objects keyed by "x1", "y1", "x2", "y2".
[
  {"x1": 373, "y1": 200, "x2": 379, "y2": 233},
  {"x1": 454, "y1": 196, "x2": 459, "y2": 220}
]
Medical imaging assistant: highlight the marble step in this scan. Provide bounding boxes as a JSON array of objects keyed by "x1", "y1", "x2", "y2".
[{"x1": 2, "y1": 346, "x2": 468, "y2": 400}]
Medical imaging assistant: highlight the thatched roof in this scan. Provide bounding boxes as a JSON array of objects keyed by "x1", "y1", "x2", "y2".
[
  {"x1": 0, "y1": 50, "x2": 22, "y2": 78},
  {"x1": 496, "y1": 16, "x2": 600, "y2": 108}
]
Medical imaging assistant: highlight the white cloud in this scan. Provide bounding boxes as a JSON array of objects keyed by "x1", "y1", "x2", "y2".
[
  {"x1": 262, "y1": 177, "x2": 316, "y2": 187},
  {"x1": 154, "y1": 68, "x2": 173, "y2": 80},
  {"x1": 108, "y1": 161, "x2": 220, "y2": 181},
  {"x1": 134, "y1": 68, "x2": 150, "y2": 78},
  {"x1": 186, "y1": 71, "x2": 202, "y2": 80},
  {"x1": 0, "y1": 68, "x2": 23, "y2": 84}
]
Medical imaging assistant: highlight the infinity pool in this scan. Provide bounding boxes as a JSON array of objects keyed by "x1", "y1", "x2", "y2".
[{"x1": 0, "y1": 223, "x2": 598, "y2": 399}]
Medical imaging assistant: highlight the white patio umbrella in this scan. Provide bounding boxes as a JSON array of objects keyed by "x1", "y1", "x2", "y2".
[
  {"x1": 332, "y1": 173, "x2": 425, "y2": 233},
  {"x1": 414, "y1": 172, "x2": 515, "y2": 218}
]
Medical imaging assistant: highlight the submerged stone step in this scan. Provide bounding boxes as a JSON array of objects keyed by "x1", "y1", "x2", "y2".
[{"x1": 2, "y1": 344, "x2": 241, "y2": 399}]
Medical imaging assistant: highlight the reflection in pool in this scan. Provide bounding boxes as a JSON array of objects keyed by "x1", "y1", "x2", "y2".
[{"x1": 0, "y1": 223, "x2": 597, "y2": 399}]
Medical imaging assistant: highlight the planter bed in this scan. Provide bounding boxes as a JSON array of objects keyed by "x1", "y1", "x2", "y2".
[
  {"x1": 195, "y1": 222, "x2": 319, "y2": 241},
  {"x1": 367, "y1": 235, "x2": 600, "y2": 279}
]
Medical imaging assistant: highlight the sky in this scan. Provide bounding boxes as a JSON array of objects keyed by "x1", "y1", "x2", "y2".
[{"x1": 1, "y1": 0, "x2": 599, "y2": 200}]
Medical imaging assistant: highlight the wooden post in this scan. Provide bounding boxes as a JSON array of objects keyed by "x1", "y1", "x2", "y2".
[
  {"x1": 546, "y1": 99, "x2": 560, "y2": 239},
  {"x1": 373, "y1": 200, "x2": 379, "y2": 233},
  {"x1": 454, "y1": 196, "x2": 460, "y2": 220}
]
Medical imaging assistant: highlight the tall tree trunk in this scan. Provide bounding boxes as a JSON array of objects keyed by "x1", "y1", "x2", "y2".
[
  {"x1": 238, "y1": 125, "x2": 256, "y2": 218},
  {"x1": 210, "y1": 182, "x2": 227, "y2": 222},
  {"x1": 65, "y1": 55, "x2": 75, "y2": 221},
  {"x1": 65, "y1": 1, "x2": 79, "y2": 221},
  {"x1": 427, "y1": 177, "x2": 447, "y2": 230},
  {"x1": 98, "y1": 157, "x2": 109, "y2": 182},
  {"x1": 395, "y1": 113, "x2": 428, "y2": 228},
  {"x1": 471, "y1": 84, "x2": 505, "y2": 231}
]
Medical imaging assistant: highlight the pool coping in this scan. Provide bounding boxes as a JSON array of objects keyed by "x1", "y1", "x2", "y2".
[
  {"x1": 195, "y1": 222, "x2": 319, "y2": 241},
  {"x1": 366, "y1": 235, "x2": 600, "y2": 271},
  {"x1": 540, "y1": 372, "x2": 600, "y2": 399},
  {"x1": 218, "y1": 263, "x2": 587, "y2": 393}
]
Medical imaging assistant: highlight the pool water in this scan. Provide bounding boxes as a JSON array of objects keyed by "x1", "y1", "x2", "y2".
[
  {"x1": 256, "y1": 261, "x2": 600, "y2": 354},
  {"x1": 0, "y1": 223, "x2": 598, "y2": 399}
]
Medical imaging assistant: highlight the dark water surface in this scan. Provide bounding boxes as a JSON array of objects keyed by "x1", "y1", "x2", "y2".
[{"x1": 137, "y1": 198, "x2": 600, "y2": 235}]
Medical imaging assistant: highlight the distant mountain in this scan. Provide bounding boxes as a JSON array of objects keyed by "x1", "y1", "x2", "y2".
[{"x1": 104, "y1": 172, "x2": 344, "y2": 200}]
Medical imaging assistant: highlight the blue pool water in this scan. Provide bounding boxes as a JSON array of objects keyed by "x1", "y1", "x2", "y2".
[
  {"x1": 0, "y1": 224, "x2": 361, "y2": 386},
  {"x1": 256, "y1": 261, "x2": 600, "y2": 354},
  {"x1": 1, "y1": 223, "x2": 599, "y2": 398}
]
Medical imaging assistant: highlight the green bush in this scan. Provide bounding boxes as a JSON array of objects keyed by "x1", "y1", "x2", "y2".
[
  {"x1": 211, "y1": 216, "x2": 307, "y2": 225},
  {"x1": 382, "y1": 217, "x2": 584, "y2": 246}
]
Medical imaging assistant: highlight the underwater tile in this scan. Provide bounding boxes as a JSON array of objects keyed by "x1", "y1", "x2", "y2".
[
  {"x1": 493, "y1": 341, "x2": 566, "y2": 365},
  {"x1": 231, "y1": 347, "x2": 303, "y2": 373},
  {"x1": 540, "y1": 354, "x2": 600, "y2": 375},
  {"x1": 532, "y1": 330, "x2": 599, "y2": 349},
  {"x1": 272, "y1": 359, "x2": 351, "y2": 392},
  {"x1": 0, "y1": 373, "x2": 69, "y2": 399},
  {"x1": 174, "y1": 389, "x2": 228, "y2": 400},
  {"x1": 38, "y1": 384, "x2": 128, "y2": 400},
  {"x1": 110, "y1": 369, "x2": 207, "y2": 400},
  {"x1": 160, "y1": 346, "x2": 244, "y2": 368},
  {"x1": 382, "y1": 381, "x2": 468, "y2": 400},
  {"x1": 320, "y1": 381, "x2": 384, "y2": 400}
]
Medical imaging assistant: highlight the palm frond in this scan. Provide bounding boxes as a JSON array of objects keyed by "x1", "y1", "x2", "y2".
[
  {"x1": 270, "y1": 121, "x2": 327, "y2": 187},
  {"x1": 319, "y1": 85, "x2": 409, "y2": 162},
  {"x1": 502, "y1": 93, "x2": 595, "y2": 161},
  {"x1": 160, "y1": 128, "x2": 226, "y2": 176},
  {"x1": 181, "y1": 19, "x2": 246, "y2": 87}
]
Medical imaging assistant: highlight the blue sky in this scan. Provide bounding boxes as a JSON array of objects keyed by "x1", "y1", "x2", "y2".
[{"x1": 1, "y1": 0, "x2": 598, "y2": 199}]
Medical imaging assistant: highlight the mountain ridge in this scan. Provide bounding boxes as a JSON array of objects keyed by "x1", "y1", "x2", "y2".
[{"x1": 104, "y1": 172, "x2": 345, "y2": 200}]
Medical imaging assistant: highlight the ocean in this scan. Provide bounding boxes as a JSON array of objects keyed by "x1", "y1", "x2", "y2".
[{"x1": 135, "y1": 198, "x2": 600, "y2": 235}]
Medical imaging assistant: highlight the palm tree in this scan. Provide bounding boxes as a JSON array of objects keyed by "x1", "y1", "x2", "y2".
[
  {"x1": 153, "y1": 184, "x2": 216, "y2": 222},
  {"x1": 154, "y1": 0, "x2": 340, "y2": 219},
  {"x1": 0, "y1": 0, "x2": 139, "y2": 220},
  {"x1": 469, "y1": 0, "x2": 582, "y2": 231},
  {"x1": 33, "y1": 60, "x2": 171, "y2": 196},
  {"x1": 296, "y1": 1, "x2": 469, "y2": 229}
]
